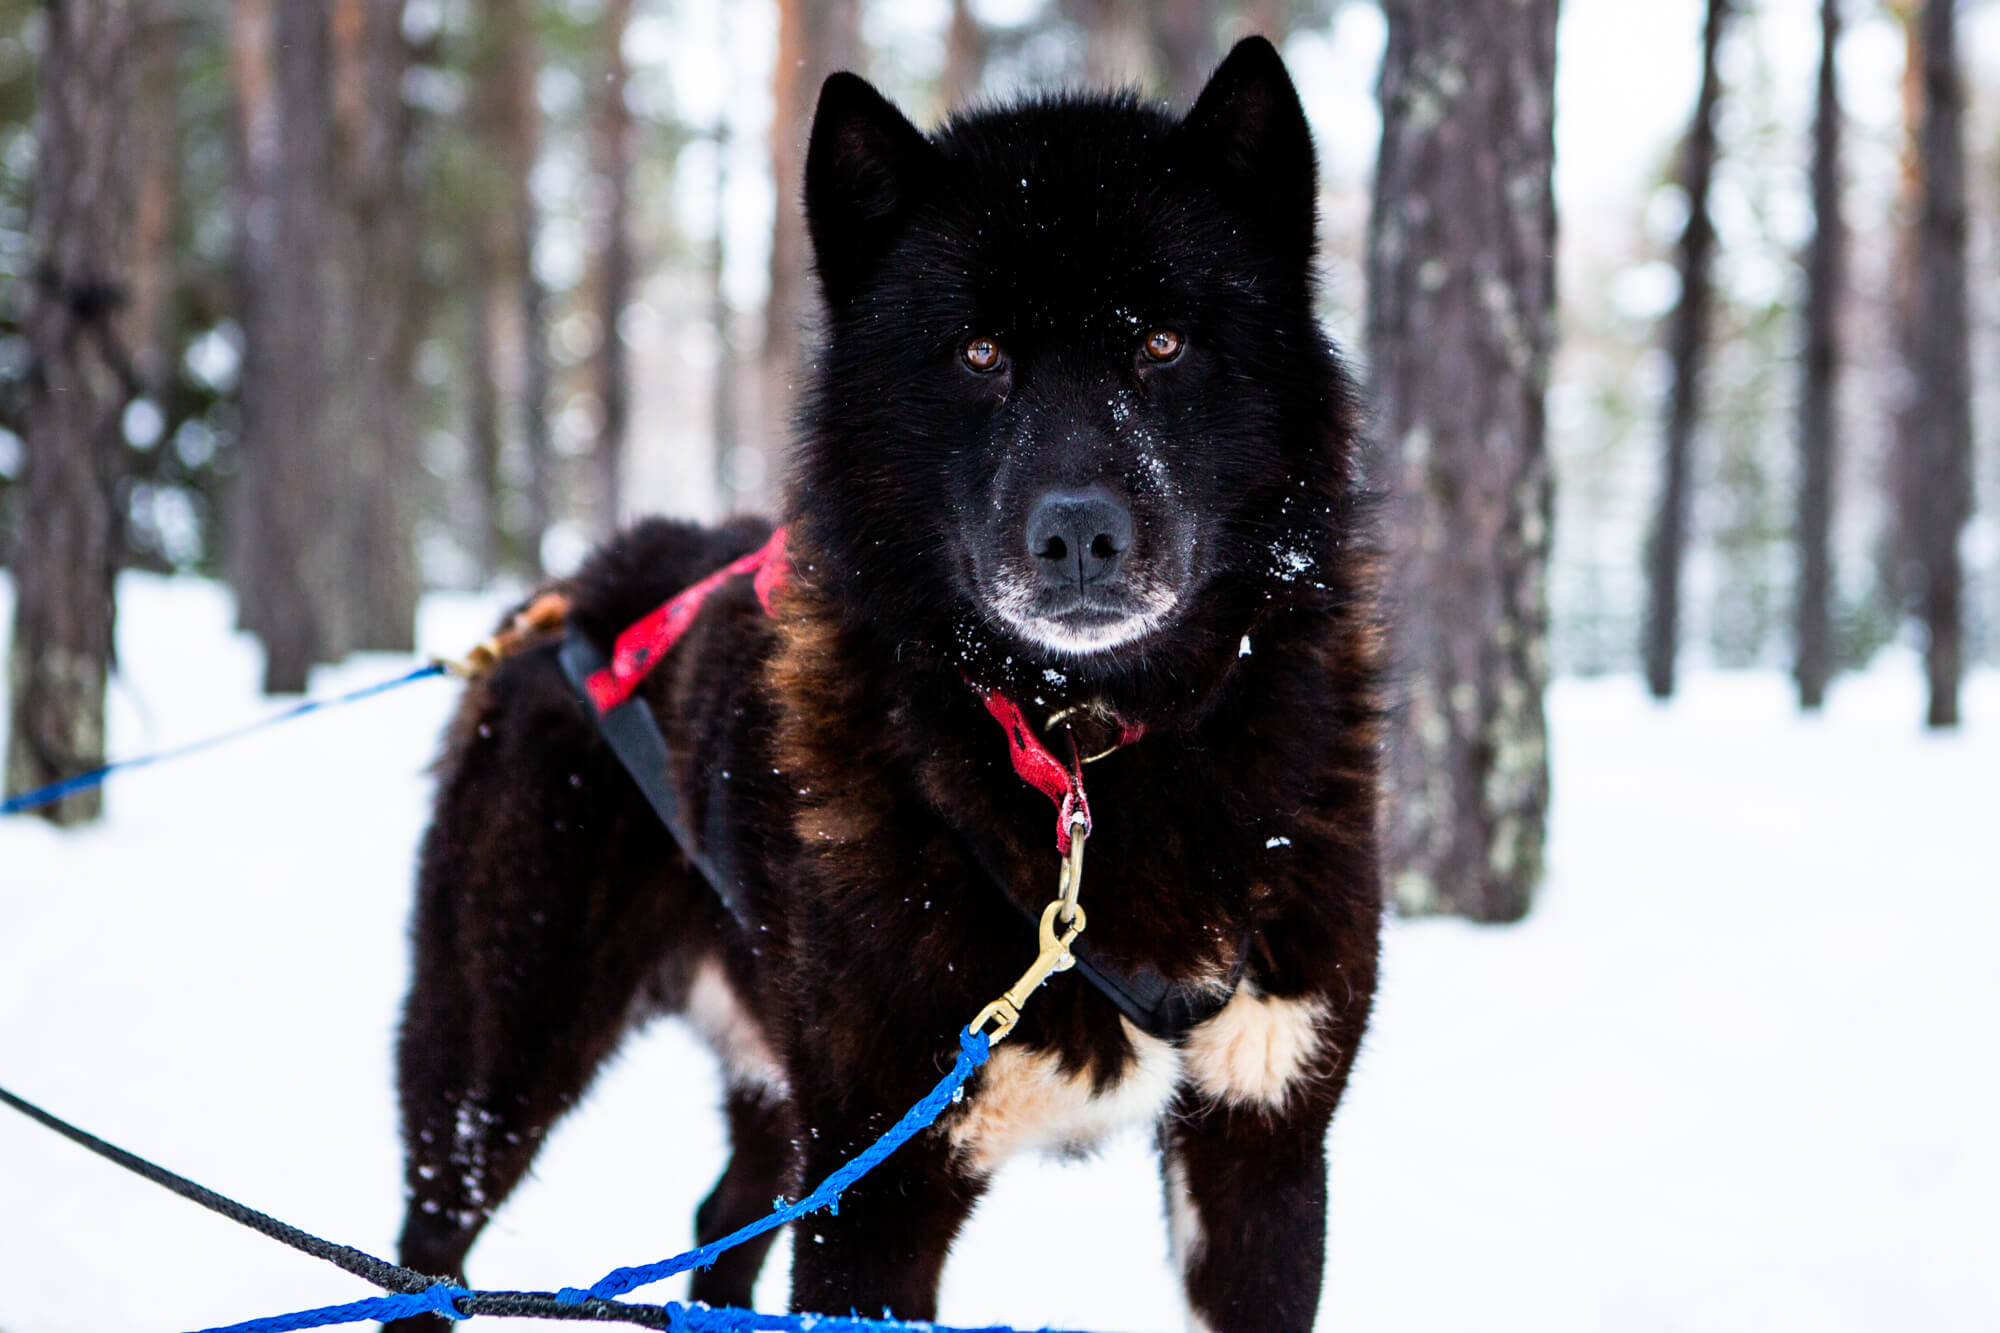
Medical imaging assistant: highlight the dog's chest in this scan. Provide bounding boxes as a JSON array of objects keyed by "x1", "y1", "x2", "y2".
[
  {"x1": 944, "y1": 986, "x2": 1330, "y2": 1173},
  {"x1": 947, "y1": 1020, "x2": 1181, "y2": 1172}
]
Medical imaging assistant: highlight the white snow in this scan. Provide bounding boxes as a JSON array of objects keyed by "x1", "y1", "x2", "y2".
[{"x1": 2, "y1": 574, "x2": 1996, "y2": 1332}]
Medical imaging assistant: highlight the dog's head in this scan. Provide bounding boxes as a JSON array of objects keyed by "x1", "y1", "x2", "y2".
[{"x1": 791, "y1": 37, "x2": 1357, "y2": 690}]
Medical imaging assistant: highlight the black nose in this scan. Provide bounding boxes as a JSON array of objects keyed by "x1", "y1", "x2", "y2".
[{"x1": 1026, "y1": 488, "x2": 1132, "y2": 590}]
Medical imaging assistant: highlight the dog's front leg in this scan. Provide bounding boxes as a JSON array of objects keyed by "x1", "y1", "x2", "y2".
[
  {"x1": 1160, "y1": 1093, "x2": 1336, "y2": 1333},
  {"x1": 784, "y1": 1061, "x2": 988, "y2": 1321}
]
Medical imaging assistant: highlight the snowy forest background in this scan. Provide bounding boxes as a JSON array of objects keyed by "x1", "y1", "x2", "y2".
[
  {"x1": 2, "y1": 0, "x2": 1996, "y2": 715},
  {"x1": 2, "y1": 2, "x2": 1998, "y2": 1330}
]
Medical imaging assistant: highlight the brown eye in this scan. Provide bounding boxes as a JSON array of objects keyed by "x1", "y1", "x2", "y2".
[
  {"x1": 1141, "y1": 328, "x2": 1184, "y2": 363},
  {"x1": 963, "y1": 335, "x2": 1003, "y2": 372}
]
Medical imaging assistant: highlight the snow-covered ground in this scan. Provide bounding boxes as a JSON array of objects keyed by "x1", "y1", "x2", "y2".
[{"x1": 2, "y1": 574, "x2": 1995, "y2": 1333}]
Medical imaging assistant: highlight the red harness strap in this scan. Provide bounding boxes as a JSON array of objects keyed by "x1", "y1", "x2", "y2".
[
  {"x1": 584, "y1": 523, "x2": 1124, "y2": 856},
  {"x1": 584, "y1": 527, "x2": 790, "y2": 713}
]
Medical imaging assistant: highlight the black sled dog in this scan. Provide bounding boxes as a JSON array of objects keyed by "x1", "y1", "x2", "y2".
[{"x1": 393, "y1": 37, "x2": 1381, "y2": 1333}]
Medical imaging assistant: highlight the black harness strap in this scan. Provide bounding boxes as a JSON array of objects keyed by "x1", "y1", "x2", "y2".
[
  {"x1": 558, "y1": 630, "x2": 753, "y2": 928},
  {"x1": 561, "y1": 624, "x2": 1238, "y2": 1042},
  {"x1": 957, "y1": 832, "x2": 1242, "y2": 1042}
]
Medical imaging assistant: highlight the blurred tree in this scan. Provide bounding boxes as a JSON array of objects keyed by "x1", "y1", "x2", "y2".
[
  {"x1": 592, "y1": 0, "x2": 634, "y2": 534},
  {"x1": 456, "y1": 0, "x2": 551, "y2": 581},
  {"x1": 944, "y1": 0, "x2": 989, "y2": 106},
  {"x1": 229, "y1": 0, "x2": 345, "y2": 690},
  {"x1": 1909, "y1": 0, "x2": 1971, "y2": 727},
  {"x1": 1642, "y1": 0, "x2": 1729, "y2": 700},
  {"x1": 232, "y1": 2, "x2": 322, "y2": 682},
  {"x1": 4, "y1": 0, "x2": 142, "y2": 823},
  {"x1": 1062, "y1": 0, "x2": 1149, "y2": 87},
  {"x1": 331, "y1": 0, "x2": 421, "y2": 652},
  {"x1": 1795, "y1": 0, "x2": 1845, "y2": 709},
  {"x1": 228, "y1": 0, "x2": 424, "y2": 691},
  {"x1": 1152, "y1": 0, "x2": 1218, "y2": 104},
  {"x1": 1367, "y1": 0, "x2": 1559, "y2": 923},
  {"x1": 762, "y1": 0, "x2": 860, "y2": 511},
  {"x1": 126, "y1": 8, "x2": 179, "y2": 394}
]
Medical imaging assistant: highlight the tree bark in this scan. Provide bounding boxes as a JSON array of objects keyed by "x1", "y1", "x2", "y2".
[
  {"x1": 230, "y1": 0, "x2": 343, "y2": 691},
  {"x1": 5, "y1": 0, "x2": 143, "y2": 824},
  {"x1": 1151, "y1": 0, "x2": 1217, "y2": 105},
  {"x1": 331, "y1": 0, "x2": 420, "y2": 652},
  {"x1": 501, "y1": 0, "x2": 553, "y2": 576},
  {"x1": 1642, "y1": 0, "x2": 1728, "y2": 701},
  {"x1": 592, "y1": 0, "x2": 635, "y2": 534},
  {"x1": 125, "y1": 9, "x2": 181, "y2": 395},
  {"x1": 1062, "y1": 0, "x2": 1149, "y2": 87},
  {"x1": 708, "y1": 120, "x2": 738, "y2": 514},
  {"x1": 1794, "y1": 0, "x2": 1844, "y2": 710},
  {"x1": 943, "y1": 0, "x2": 989, "y2": 107},
  {"x1": 1911, "y1": 0, "x2": 1971, "y2": 728},
  {"x1": 762, "y1": 0, "x2": 860, "y2": 513},
  {"x1": 1367, "y1": 0, "x2": 1560, "y2": 923},
  {"x1": 1883, "y1": 1, "x2": 1923, "y2": 621}
]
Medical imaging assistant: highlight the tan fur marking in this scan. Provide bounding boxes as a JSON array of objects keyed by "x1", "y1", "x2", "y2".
[
  {"x1": 949, "y1": 1021, "x2": 1179, "y2": 1173},
  {"x1": 1182, "y1": 987, "x2": 1328, "y2": 1110},
  {"x1": 684, "y1": 957, "x2": 788, "y2": 1097}
]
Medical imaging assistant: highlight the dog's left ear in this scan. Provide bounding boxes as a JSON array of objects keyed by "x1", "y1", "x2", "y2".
[
  {"x1": 806, "y1": 72, "x2": 939, "y2": 309},
  {"x1": 1174, "y1": 36, "x2": 1318, "y2": 262}
]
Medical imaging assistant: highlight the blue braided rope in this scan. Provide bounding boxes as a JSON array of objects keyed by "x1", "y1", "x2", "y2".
[
  {"x1": 564, "y1": 1026, "x2": 992, "y2": 1304},
  {"x1": 1, "y1": 662, "x2": 447, "y2": 815},
  {"x1": 659, "y1": 1302, "x2": 1093, "y2": 1332},
  {"x1": 172, "y1": 1028, "x2": 1002, "y2": 1333},
  {"x1": 191, "y1": 1284, "x2": 472, "y2": 1333}
]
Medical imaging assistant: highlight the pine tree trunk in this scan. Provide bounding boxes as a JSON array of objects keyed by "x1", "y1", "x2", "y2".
[
  {"x1": 943, "y1": 0, "x2": 988, "y2": 106},
  {"x1": 1795, "y1": 0, "x2": 1844, "y2": 710},
  {"x1": 1151, "y1": 0, "x2": 1215, "y2": 105},
  {"x1": 331, "y1": 0, "x2": 420, "y2": 652},
  {"x1": 1367, "y1": 0, "x2": 1559, "y2": 923},
  {"x1": 500, "y1": 0, "x2": 552, "y2": 576},
  {"x1": 1642, "y1": 0, "x2": 1728, "y2": 701},
  {"x1": 465, "y1": 251, "x2": 506, "y2": 582},
  {"x1": 5, "y1": 0, "x2": 143, "y2": 824},
  {"x1": 1062, "y1": 0, "x2": 1148, "y2": 87},
  {"x1": 461, "y1": 8, "x2": 513, "y2": 580},
  {"x1": 592, "y1": 0, "x2": 635, "y2": 534},
  {"x1": 1911, "y1": 0, "x2": 1971, "y2": 728},
  {"x1": 125, "y1": 9, "x2": 181, "y2": 395},
  {"x1": 1884, "y1": 1, "x2": 1924, "y2": 620},
  {"x1": 230, "y1": 0, "x2": 342, "y2": 692},
  {"x1": 708, "y1": 119, "x2": 738, "y2": 514},
  {"x1": 763, "y1": 0, "x2": 860, "y2": 513}
]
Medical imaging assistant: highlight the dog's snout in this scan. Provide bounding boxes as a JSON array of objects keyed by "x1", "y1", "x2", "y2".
[{"x1": 1027, "y1": 489, "x2": 1132, "y2": 589}]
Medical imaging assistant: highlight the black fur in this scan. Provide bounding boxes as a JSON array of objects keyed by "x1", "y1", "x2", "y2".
[{"x1": 392, "y1": 37, "x2": 1381, "y2": 1332}]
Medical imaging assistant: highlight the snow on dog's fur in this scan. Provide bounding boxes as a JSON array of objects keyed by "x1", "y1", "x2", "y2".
[{"x1": 392, "y1": 38, "x2": 1382, "y2": 1333}]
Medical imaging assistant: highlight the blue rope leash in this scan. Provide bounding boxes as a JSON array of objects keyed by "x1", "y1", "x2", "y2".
[
  {"x1": 189, "y1": 1028, "x2": 996, "y2": 1333},
  {"x1": 190, "y1": 1286, "x2": 475, "y2": 1333},
  {"x1": 5, "y1": 1028, "x2": 1047, "y2": 1332},
  {"x1": 0, "y1": 662, "x2": 446, "y2": 815},
  {"x1": 563, "y1": 1026, "x2": 992, "y2": 1304}
]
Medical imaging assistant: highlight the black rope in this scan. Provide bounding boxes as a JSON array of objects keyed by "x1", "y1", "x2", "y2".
[
  {"x1": 0, "y1": 1080, "x2": 689, "y2": 1328},
  {"x1": 0, "y1": 1081, "x2": 432, "y2": 1293}
]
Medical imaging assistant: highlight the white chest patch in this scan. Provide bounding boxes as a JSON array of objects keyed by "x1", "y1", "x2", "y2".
[
  {"x1": 1181, "y1": 986, "x2": 1328, "y2": 1110},
  {"x1": 948, "y1": 1019, "x2": 1180, "y2": 1173},
  {"x1": 683, "y1": 957, "x2": 789, "y2": 1098}
]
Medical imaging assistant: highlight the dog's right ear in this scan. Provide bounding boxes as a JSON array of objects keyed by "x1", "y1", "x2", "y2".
[{"x1": 805, "y1": 73, "x2": 937, "y2": 309}]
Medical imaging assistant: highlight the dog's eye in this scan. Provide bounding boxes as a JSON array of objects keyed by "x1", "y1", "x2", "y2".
[
  {"x1": 962, "y1": 335, "x2": 1004, "y2": 372},
  {"x1": 1141, "y1": 329, "x2": 1184, "y2": 363}
]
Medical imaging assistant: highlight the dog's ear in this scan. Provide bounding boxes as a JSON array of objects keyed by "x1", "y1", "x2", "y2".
[
  {"x1": 805, "y1": 73, "x2": 937, "y2": 309},
  {"x1": 1174, "y1": 36, "x2": 1317, "y2": 262}
]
